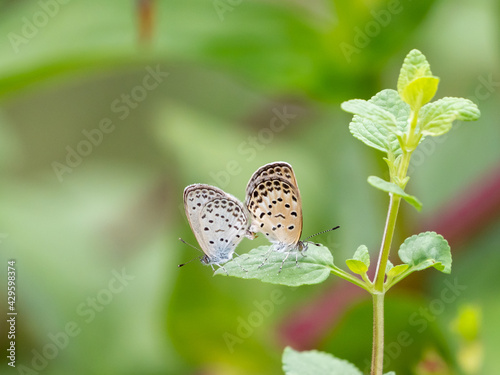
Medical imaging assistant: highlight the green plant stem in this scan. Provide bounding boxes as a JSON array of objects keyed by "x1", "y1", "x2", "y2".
[
  {"x1": 385, "y1": 266, "x2": 415, "y2": 291},
  {"x1": 373, "y1": 194, "x2": 402, "y2": 292},
  {"x1": 397, "y1": 151, "x2": 411, "y2": 185},
  {"x1": 330, "y1": 265, "x2": 371, "y2": 292},
  {"x1": 374, "y1": 110, "x2": 416, "y2": 292},
  {"x1": 371, "y1": 292, "x2": 385, "y2": 375},
  {"x1": 370, "y1": 194, "x2": 402, "y2": 375}
]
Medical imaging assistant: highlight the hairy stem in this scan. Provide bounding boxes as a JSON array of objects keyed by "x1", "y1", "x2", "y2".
[
  {"x1": 374, "y1": 109, "x2": 416, "y2": 291},
  {"x1": 373, "y1": 194, "x2": 402, "y2": 291},
  {"x1": 371, "y1": 292, "x2": 385, "y2": 375},
  {"x1": 370, "y1": 192, "x2": 403, "y2": 375}
]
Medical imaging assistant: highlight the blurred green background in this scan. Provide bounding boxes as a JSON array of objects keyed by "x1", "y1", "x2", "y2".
[{"x1": 0, "y1": 0, "x2": 499, "y2": 374}]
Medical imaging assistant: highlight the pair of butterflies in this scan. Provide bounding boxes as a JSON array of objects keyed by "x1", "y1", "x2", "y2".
[{"x1": 182, "y1": 161, "x2": 307, "y2": 271}]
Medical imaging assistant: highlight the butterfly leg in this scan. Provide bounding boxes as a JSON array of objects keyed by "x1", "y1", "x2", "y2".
[
  {"x1": 257, "y1": 247, "x2": 275, "y2": 269},
  {"x1": 233, "y1": 253, "x2": 248, "y2": 273},
  {"x1": 295, "y1": 251, "x2": 301, "y2": 268},
  {"x1": 278, "y1": 250, "x2": 293, "y2": 274},
  {"x1": 217, "y1": 264, "x2": 229, "y2": 276},
  {"x1": 300, "y1": 242, "x2": 310, "y2": 257}
]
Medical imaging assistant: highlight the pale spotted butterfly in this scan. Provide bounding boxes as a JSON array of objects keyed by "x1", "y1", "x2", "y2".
[{"x1": 180, "y1": 184, "x2": 254, "y2": 272}]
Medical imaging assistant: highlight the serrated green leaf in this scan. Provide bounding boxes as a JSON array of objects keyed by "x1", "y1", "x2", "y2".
[
  {"x1": 387, "y1": 264, "x2": 410, "y2": 278},
  {"x1": 341, "y1": 99, "x2": 398, "y2": 133},
  {"x1": 346, "y1": 259, "x2": 368, "y2": 275},
  {"x1": 398, "y1": 49, "x2": 433, "y2": 96},
  {"x1": 401, "y1": 76, "x2": 439, "y2": 109},
  {"x1": 346, "y1": 245, "x2": 370, "y2": 274},
  {"x1": 353, "y1": 245, "x2": 370, "y2": 267},
  {"x1": 398, "y1": 232, "x2": 452, "y2": 273},
  {"x1": 282, "y1": 347, "x2": 363, "y2": 375},
  {"x1": 344, "y1": 90, "x2": 410, "y2": 155},
  {"x1": 215, "y1": 244, "x2": 333, "y2": 286},
  {"x1": 419, "y1": 97, "x2": 481, "y2": 136},
  {"x1": 367, "y1": 176, "x2": 422, "y2": 211}
]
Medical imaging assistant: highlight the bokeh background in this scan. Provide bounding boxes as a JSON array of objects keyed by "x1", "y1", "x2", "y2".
[{"x1": 0, "y1": 0, "x2": 499, "y2": 374}]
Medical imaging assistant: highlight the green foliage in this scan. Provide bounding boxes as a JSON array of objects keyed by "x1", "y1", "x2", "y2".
[
  {"x1": 386, "y1": 264, "x2": 409, "y2": 279},
  {"x1": 367, "y1": 176, "x2": 422, "y2": 211},
  {"x1": 213, "y1": 49, "x2": 479, "y2": 373},
  {"x1": 283, "y1": 347, "x2": 397, "y2": 375},
  {"x1": 320, "y1": 295, "x2": 455, "y2": 374},
  {"x1": 396, "y1": 231, "x2": 452, "y2": 279},
  {"x1": 401, "y1": 76, "x2": 440, "y2": 111},
  {"x1": 343, "y1": 89, "x2": 410, "y2": 155},
  {"x1": 0, "y1": 0, "x2": 438, "y2": 101},
  {"x1": 397, "y1": 49, "x2": 439, "y2": 110},
  {"x1": 333, "y1": 49, "x2": 476, "y2": 373},
  {"x1": 282, "y1": 347, "x2": 363, "y2": 375},
  {"x1": 215, "y1": 244, "x2": 334, "y2": 286},
  {"x1": 341, "y1": 99, "x2": 399, "y2": 133},
  {"x1": 397, "y1": 49, "x2": 434, "y2": 91},
  {"x1": 419, "y1": 97, "x2": 481, "y2": 136},
  {"x1": 346, "y1": 245, "x2": 370, "y2": 275},
  {"x1": 343, "y1": 49, "x2": 480, "y2": 208}
]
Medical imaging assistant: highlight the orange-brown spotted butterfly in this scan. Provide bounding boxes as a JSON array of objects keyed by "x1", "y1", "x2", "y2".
[{"x1": 245, "y1": 162, "x2": 308, "y2": 271}]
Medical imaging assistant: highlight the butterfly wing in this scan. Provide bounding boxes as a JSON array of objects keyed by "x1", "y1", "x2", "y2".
[
  {"x1": 184, "y1": 184, "x2": 225, "y2": 252},
  {"x1": 184, "y1": 184, "x2": 249, "y2": 265},
  {"x1": 245, "y1": 161, "x2": 298, "y2": 194},
  {"x1": 198, "y1": 196, "x2": 249, "y2": 264},
  {"x1": 245, "y1": 162, "x2": 303, "y2": 249}
]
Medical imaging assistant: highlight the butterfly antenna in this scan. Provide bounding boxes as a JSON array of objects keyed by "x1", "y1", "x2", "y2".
[
  {"x1": 178, "y1": 256, "x2": 201, "y2": 268},
  {"x1": 179, "y1": 238, "x2": 203, "y2": 254},
  {"x1": 178, "y1": 238, "x2": 203, "y2": 267},
  {"x1": 304, "y1": 226, "x2": 340, "y2": 241}
]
